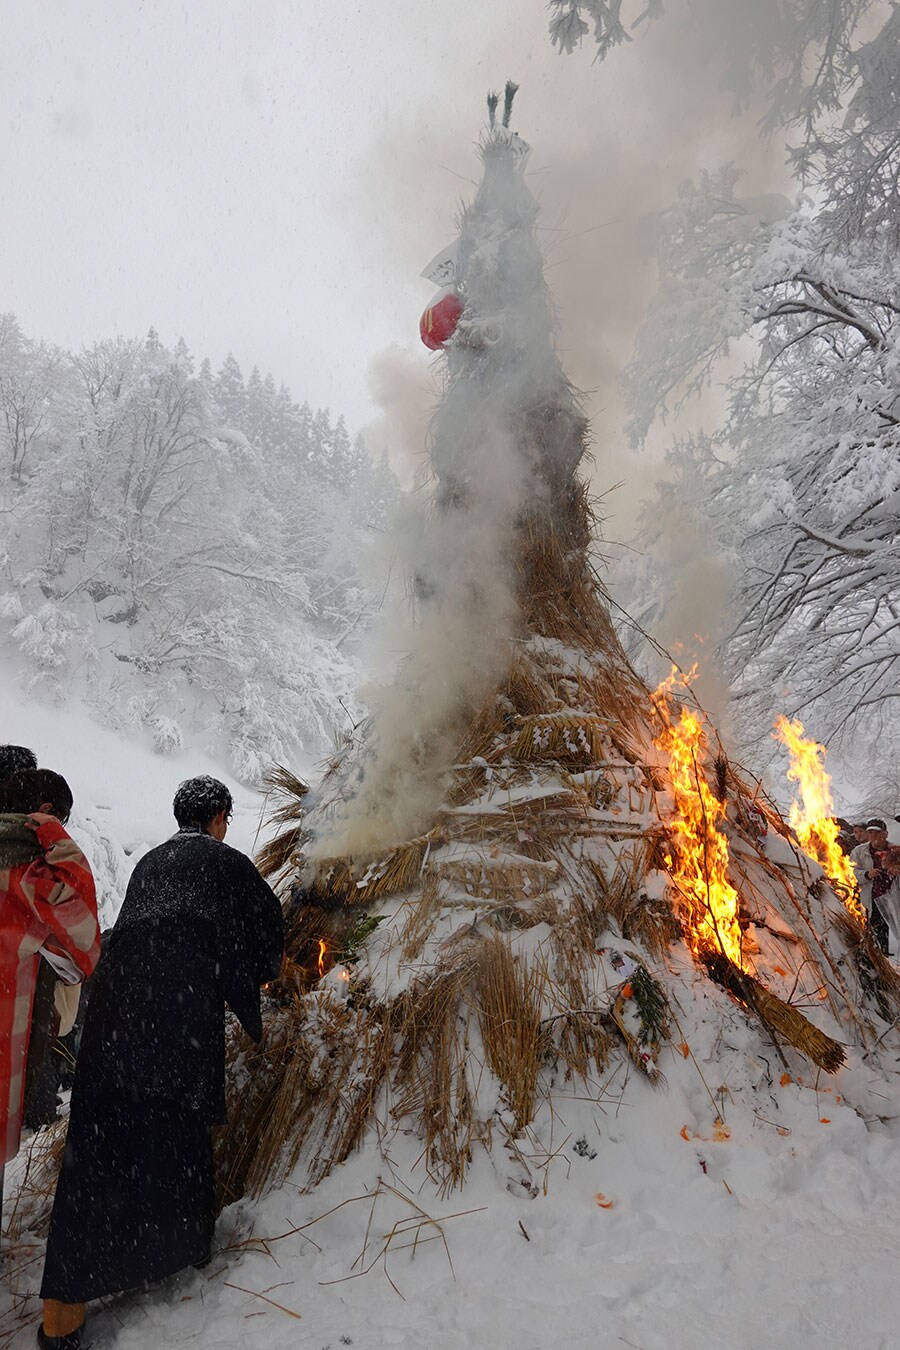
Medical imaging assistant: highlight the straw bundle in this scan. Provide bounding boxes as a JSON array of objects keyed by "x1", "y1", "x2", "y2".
[
  {"x1": 511, "y1": 713, "x2": 612, "y2": 763},
  {"x1": 215, "y1": 1008, "x2": 299, "y2": 1207},
  {"x1": 391, "y1": 962, "x2": 482, "y2": 1192},
  {"x1": 261, "y1": 763, "x2": 310, "y2": 818},
  {"x1": 438, "y1": 809, "x2": 526, "y2": 851},
  {"x1": 256, "y1": 764, "x2": 311, "y2": 884},
  {"x1": 476, "y1": 937, "x2": 548, "y2": 1131},
  {"x1": 307, "y1": 826, "x2": 446, "y2": 906},
  {"x1": 515, "y1": 486, "x2": 622, "y2": 651},
  {"x1": 834, "y1": 911, "x2": 900, "y2": 1022},
  {"x1": 216, "y1": 990, "x2": 394, "y2": 1201},
  {"x1": 505, "y1": 658, "x2": 565, "y2": 719},
  {"x1": 586, "y1": 849, "x2": 676, "y2": 958},
  {"x1": 217, "y1": 954, "x2": 493, "y2": 1202},
  {"x1": 453, "y1": 692, "x2": 511, "y2": 758},
  {"x1": 560, "y1": 768, "x2": 616, "y2": 811},
  {"x1": 702, "y1": 951, "x2": 845, "y2": 1073},
  {"x1": 400, "y1": 870, "x2": 444, "y2": 960},
  {"x1": 546, "y1": 915, "x2": 614, "y2": 1079},
  {"x1": 428, "y1": 855, "x2": 559, "y2": 901},
  {"x1": 256, "y1": 823, "x2": 305, "y2": 886}
]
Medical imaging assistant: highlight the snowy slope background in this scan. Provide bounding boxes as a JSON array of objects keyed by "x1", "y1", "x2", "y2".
[
  {"x1": 0, "y1": 670, "x2": 318, "y2": 930},
  {"x1": 0, "y1": 321, "x2": 400, "y2": 794}
]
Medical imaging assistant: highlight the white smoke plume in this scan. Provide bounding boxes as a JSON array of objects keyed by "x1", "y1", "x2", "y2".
[
  {"x1": 312, "y1": 125, "x2": 554, "y2": 857},
  {"x1": 648, "y1": 501, "x2": 734, "y2": 727},
  {"x1": 362, "y1": 347, "x2": 435, "y2": 490},
  {"x1": 357, "y1": 7, "x2": 790, "y2": 530},
  {"x1": 310, "y1": 450, "x2": 524, "y2": 857}
]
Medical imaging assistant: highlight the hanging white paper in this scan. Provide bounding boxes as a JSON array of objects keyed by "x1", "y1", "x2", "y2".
[{"x1": 420, "y1": 244, "x2": 459, "y2": 288}]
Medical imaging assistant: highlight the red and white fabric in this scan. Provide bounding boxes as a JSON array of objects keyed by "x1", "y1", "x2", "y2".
[{"x1": 0, "y1": 816, "x2": 100, "y2": 1162}]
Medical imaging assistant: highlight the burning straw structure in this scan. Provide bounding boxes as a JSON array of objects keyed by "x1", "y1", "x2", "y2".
[{"x1": 216, "y1": 90, "x2": 900, "y2": 1207}]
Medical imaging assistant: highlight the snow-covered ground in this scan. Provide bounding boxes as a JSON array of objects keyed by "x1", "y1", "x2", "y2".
[
  {"x1": 10, "y1": 1003, "x2": 900, "y2": 1350},
  {"x1": 3, "y1": 689, "x2": 900, "y2": 1350}
]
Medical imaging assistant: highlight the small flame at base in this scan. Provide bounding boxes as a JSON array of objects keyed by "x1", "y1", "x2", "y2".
[{"x1": 317, "y1": 939, "x2": 327, "y2": 977}]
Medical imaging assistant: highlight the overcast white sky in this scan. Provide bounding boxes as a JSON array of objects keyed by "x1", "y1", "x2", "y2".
[{"x1": 1, "y1": 1, "x2": 782, "y2": 502}]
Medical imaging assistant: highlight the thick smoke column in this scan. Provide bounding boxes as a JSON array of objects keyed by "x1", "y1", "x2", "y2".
[{"x1": 312, "y1": 91, "x2": 587, "y2": 857}]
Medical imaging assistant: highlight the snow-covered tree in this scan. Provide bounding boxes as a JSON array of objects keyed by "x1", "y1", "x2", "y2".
[
  {"x1": 0, "y1": 325, "x2": 398, "y2": 779},
  {"x1": 602, "y1": 3, "x2": 900, "y2": 757},
  {"x1": 213, "y1": 351, "x2": 246, "y2": 423},
  {"x1": 0, "y1": 314, "x2": 68, "y2": 485},
  {"x1": 626, "y1": 164, "x2": 900, "y2": 745},
  {"x1": 550, "y1": 0, "x2": 880, "y2": 136}
]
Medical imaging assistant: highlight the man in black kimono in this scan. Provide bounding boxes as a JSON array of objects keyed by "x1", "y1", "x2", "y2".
[{"x1": 38, "y1": 776, "x2": 284, "y2": 1349}]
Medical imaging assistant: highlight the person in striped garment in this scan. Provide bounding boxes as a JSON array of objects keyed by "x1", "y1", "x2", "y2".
[{"x1": 0, "y1": 767, "x2": 100, "y2": 1197}]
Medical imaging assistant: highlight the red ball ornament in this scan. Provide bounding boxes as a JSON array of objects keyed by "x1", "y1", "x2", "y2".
[{"x1": 420, "y1": 291, "x2": 463, "y2": 350}]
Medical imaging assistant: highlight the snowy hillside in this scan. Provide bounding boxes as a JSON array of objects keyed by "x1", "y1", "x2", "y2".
[
  {"x1": 0, "y1": 320, "x2": 399, "y2": 787},
  {"x1": 0, "y1": 675, "x2": 318, "y2": 929}
]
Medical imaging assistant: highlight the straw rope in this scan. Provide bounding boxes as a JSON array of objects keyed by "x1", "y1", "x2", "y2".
[{"x1": 511, "y1": 713, "x2": 613, "y2": 763}]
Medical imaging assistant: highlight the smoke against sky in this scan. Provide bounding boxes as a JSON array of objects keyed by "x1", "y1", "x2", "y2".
[
  {"x1": 3, "y1": 1, "x2": 786, "y2": 493},
  {"x1": 349, "y1": 5, "x2": 792, "y2": 542},
  {"x1": 1, "y1": 0, "x2": 795, "y2": 702},
  {"x1": 313, "y1": 131, "x2": 566, "y2": 854}
]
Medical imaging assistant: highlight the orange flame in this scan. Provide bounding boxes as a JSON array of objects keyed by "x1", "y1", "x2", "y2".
[
  {"x1": 772, "y1": 715, "x2": 863, "y2": 920},
  {"x1": 653, "y1": 670, "x2": 744, "y2": 967},
  {"x1": 317, "y1": 939, "x2": 327, "y2": 977}
]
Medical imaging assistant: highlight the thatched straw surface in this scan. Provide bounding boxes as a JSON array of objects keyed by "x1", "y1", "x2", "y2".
[
  {"x1": 294, "y1": 827, "x2": 446, "y2": 910},
  {"x1": 477, "y1": 938, "x2": 547, "y2": 1131}
]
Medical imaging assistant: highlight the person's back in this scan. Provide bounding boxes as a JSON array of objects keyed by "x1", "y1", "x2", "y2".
[
  {"x1": 39, "y1": 774, "x2": 283, "y2": 1350},
  {"x1": 78, "y1": 826, "x2": 280, "y2": 1119}
]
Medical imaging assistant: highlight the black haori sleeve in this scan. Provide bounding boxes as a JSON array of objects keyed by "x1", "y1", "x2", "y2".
[{"x1": 214, "y1": 844, "x2": 284, "y2": 1042}]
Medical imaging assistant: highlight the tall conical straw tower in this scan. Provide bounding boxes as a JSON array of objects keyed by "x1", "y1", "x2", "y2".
[{"x1": 216, "y1": 92, "x2": 900, "y2": 1208}]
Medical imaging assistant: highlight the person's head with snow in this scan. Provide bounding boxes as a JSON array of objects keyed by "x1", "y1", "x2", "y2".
[
  {"x1": 2, "y1": 768, "x2": 74, "y2": 823},
  {"x1": 173, "y1": 775, "x2": 233, "y2": 841},
  {"x1": 0, "y1": 745, "x2": 37, "y2": 782}
]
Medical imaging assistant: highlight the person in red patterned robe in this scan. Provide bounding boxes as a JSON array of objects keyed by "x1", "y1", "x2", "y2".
[{"x1": 0, "y1": 769, "x2": 100, "y2": 1171}]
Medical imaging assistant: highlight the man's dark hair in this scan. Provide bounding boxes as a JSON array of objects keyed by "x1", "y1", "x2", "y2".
[
  {"x1": 0, "y1": 745, "x2": 38, "y2": 781},
  {"x1": 2, "y1": 768, "x2": 74, "y2": 824},
  {"x1": 173, "y1": 775, "x2": 233, "y2": 830}
]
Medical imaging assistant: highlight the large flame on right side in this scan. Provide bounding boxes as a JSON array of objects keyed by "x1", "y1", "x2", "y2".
[
  {"x1": 653, "y1": 671, "x2": 744, "y2": 967},
  {"x1": 772, "y1": 715, "x2": 864, "y2": 921}
]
